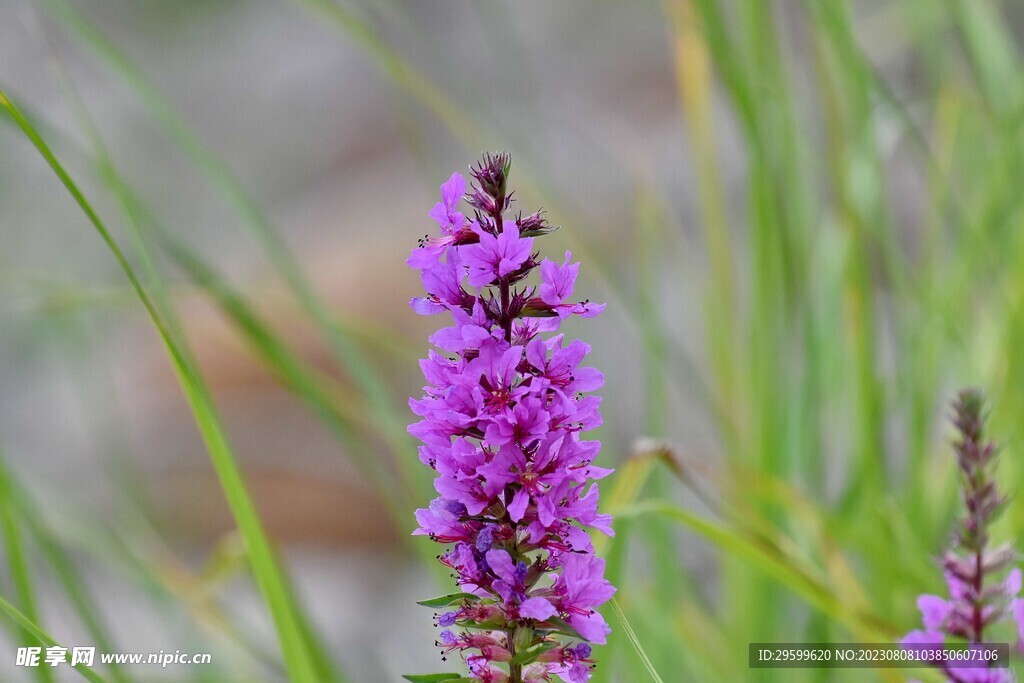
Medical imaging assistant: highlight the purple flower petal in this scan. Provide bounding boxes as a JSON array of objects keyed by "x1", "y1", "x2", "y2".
[{"x1": 520, "y1": 597, "x2": 557, "y2": 621}]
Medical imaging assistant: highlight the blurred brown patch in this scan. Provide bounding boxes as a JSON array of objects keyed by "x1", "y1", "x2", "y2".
[
  {"x1": 160, "y1": 465, "x2": 400, "y2": 547},
  {"x1": 126, "y1": 240, "x2": 424, "y2": 550}
]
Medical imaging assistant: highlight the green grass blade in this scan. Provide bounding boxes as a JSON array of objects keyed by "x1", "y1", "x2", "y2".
[
  {"x1": 288, "y1": 0, "x2": 486, "y2": 146},
  {"x1": 0, "y1": 88, "x2": 325, "y2": 683},
  {"x1": 0, "y1": 594, "x2": 108, "y2": 683},
  {"x1": 42, "y1": 20, "x2": 406, "y2": 553},
  {"x1": 20, "y1": 505, "x2": 130, "y2": 683},
  {"x1": 0, "y1": 456, "x2": 54, "y2": 683},
  {"x1": 608, "y1": 597, "x2": 665, "y2": 683},
  {"x1": 950, "y1": 0, "x2": 1022, "y2": 116}
]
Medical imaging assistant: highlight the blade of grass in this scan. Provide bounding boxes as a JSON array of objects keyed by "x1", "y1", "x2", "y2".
[
  {"x1": 18, "y1": 495, "x2": 130, "y2": 683},
  {"x1": 950, "y1": 0, "x2": 1022, "y2": 117},
  {"x1": 154, "y1": 225, "x2": 415, "y2": 511},
  {"x1": 3, "y1": 226, "x2": 280, "y2": 680},
  {"x1": 0, "y1": 87, "x2": 326, "y2": 683},
  {"x1": 287, "y1": 0, "x2": 485, "y2": 145},
  {"x1": 608, "y1": 597, "x2": 665, "y2": 683},
  {"x1": 0, "y1": 455, "x2": 54, "y2": 683},
  {"x1": 804, "y1": 0, "x2": 886, "y2": 510},
  {"x1": 0, "y1": 594, "x2": 108, "y2": 683},
  {"x1": 2, "y1": 83, "x2": 439, "y2": 590}
]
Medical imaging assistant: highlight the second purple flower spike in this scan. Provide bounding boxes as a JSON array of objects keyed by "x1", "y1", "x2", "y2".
[{"x1": 903, "y1": 389, "x2": 1024, "y2": 683}]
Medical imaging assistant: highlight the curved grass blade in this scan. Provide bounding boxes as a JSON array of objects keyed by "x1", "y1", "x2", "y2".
[
  {"x1": 0, "y1": 88, "x2": 325, "y2": 683},
  {"x1": 618, "y1": 499, "x2": 895, "y2": 641},
  {"x1": 3, "y1": 85, "x2": 439, "y2": 589}
]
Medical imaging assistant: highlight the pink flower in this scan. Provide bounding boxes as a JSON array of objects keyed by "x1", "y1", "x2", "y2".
[
  {"x1": 538, "y1": 251, "x2": 580, "y2": 306},
  {"x1": 463, "y1": 222, "x2": 534, "y2": 287},
  {"x1": 431, "y1": 172, "x2": 467, "y2": 230},
  {"x1": 408, "y1": 173, "x2": 471, "y2": 270},
  {"x1": 550, "y1": 554, "x2": 615, "y2": 644}
]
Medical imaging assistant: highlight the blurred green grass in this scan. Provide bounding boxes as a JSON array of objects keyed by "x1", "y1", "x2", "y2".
[{"x1": 1, "y1": 0, "x2": 1023, "y2": 681}]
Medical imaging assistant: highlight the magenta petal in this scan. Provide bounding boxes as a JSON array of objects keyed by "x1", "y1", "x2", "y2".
[
  {"x1": 916, "y1": 595, "x2": 950, "y2": 631},
  {"x1": 520, "y1": 597, "x2": 556, "y2": 621},
  {"x1": 1007, "y1": 568, "x2": 1023, "y2": 596},
  {"x1": 485, "y1": 549, "x2": 517, "y2": 585},
  {"x1": 410, "y1": 297, "x2": 445, "y2": 315},
  {"x1": 508, "y1": 487, "x2": 530, "y2": 523},
  {"x1": 1014, "y1": 598, "x2": 1024, "y2": 647},
  {"x1": 568, "y1": 611, "x2": 611, "y2": 645},
  {"x1": 901, "y1": 629, "x2": 943, "y2": 647},
  {"x1": 440, "y1": 172, "x2": 466, "y2": 207}
]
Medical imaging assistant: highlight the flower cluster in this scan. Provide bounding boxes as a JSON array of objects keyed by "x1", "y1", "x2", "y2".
[
  {"x1": 903, "y1": 389, "x2": 1024, "y2": 683},
  {"x1": 407, "y1": 153, "x2": 615, "y2": 683}
]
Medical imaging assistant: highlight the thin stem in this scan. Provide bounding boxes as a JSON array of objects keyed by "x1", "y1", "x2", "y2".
[
  {"x1": 492, "y1": 200, "x2": 513, "y2": 342},
  {"x1": 508, "y1": 625, "x2": 522, "y2": 683},
  {"x1": 496, "y1": 195, "x2": 517, "y2": 679},
  {"x1": 495, "y1": 186, "x2": 516, "y2": 678}
]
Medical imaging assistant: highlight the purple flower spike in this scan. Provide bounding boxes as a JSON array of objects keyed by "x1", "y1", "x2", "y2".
[
  {"x1": 903, "y1": 390, "x2": 1024, "y2": 682},
  {"x1": 408, "y1": 153, "x2": 614, "y2": 683}
]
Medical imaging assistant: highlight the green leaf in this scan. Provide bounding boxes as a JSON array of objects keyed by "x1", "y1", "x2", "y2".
[
  {"x1": 538, "y1": 616, "x2": 584, "y2": 640},
  {"x1": 416, "y1": 592, "x2": 480, "y2": 608},
  {"x1": 458, "y1": 617, "x2": 507, "y2": 630},
  {"x1": 511, "y1": 640, "x2": 558, "y2": 665},
  {"x1": 401, "y1": 675, "x2": 465, "y2": 683}
]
